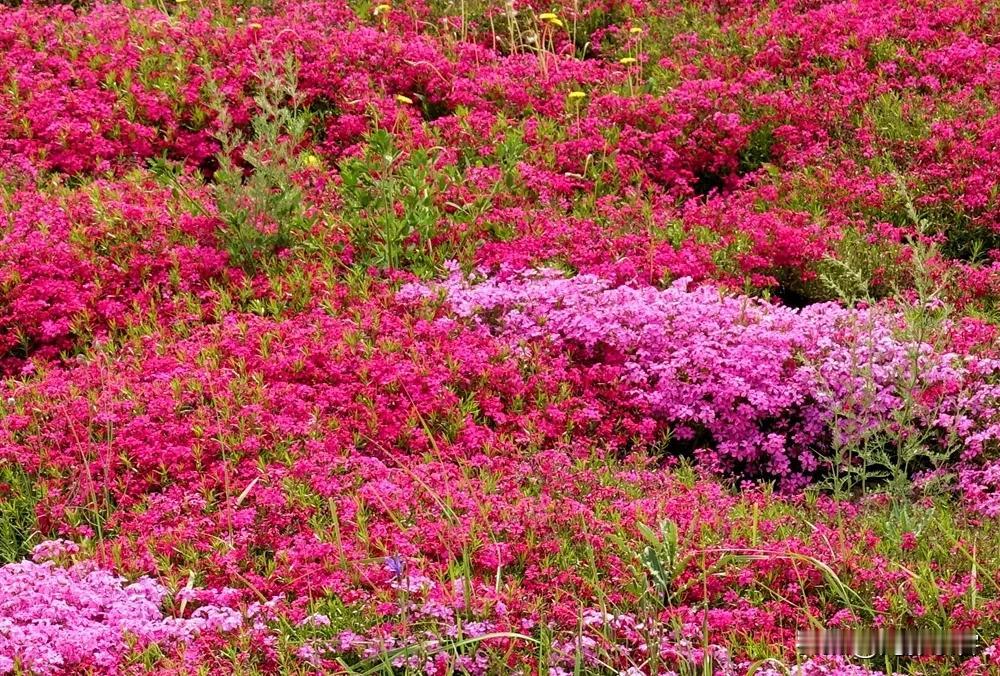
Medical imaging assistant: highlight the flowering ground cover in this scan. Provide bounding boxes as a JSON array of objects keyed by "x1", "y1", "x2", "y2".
[{"x1": 1, "y1": 0, "x2": 1000, "y2": 672}]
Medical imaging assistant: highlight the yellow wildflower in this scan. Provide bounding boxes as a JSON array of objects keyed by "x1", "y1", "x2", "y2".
[
  {"x1": 567, "y1": 91, "x2": 586, "y2": 99},
  {"x1": 619, "y1": 56, "x2": 637, "y2": 65},
  {"x1": 395, "y1": 94, "x2": 414, "y2": 105},
  {"x1": 538, "y1": 12, "x2": 557, "y2": 21}
]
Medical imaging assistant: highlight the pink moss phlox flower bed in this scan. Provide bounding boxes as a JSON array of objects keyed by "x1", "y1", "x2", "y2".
[
  {"x1": 0, "y1": 0, "x2": 999, "y2": 672},
  {"x1": 0, "y1": 541, "x2": 252, "y2": 674},
  {"x1": 415, "y1": 268, "x2": 1000, "y2": 495}
]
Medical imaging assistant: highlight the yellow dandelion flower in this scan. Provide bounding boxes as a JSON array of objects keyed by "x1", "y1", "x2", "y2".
[
  {"x1": 538, "y1": 12, "x2": 557, "y2": 21},
  {"x1": 302, "y1": 154, "x2": 322, "y2": 169},
  {"x1": 395, "y1": 94, "x2": 414, "y2": 105},
  {"x1": 619, "y1": 56, "x2": 637, "y2": 65},
  {"x1": 567, "y1": 91, "x2": 586, "y2": 99},
  {"x1": 629, "y1": 26, "x2": 642, "y2": 34},
  {"x1": 549, "y1": 17, "x2": 564, "y2": 27}
]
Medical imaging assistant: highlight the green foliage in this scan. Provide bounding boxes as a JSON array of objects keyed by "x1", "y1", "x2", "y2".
[
  {"x1": 338, "y1": 129, "x2": 453, "y2": 276},
  {"x1": 570, "y1": 5, "x2": 629, "y2": 59},
  {"x1": 0, "y1": 462, "x2": 40, "y2": 563},
  {"x1": 211, "y1": 51, "x2": 317, "y2": 275},
  {"x1": 863, "y1": 91, "x2": 928, "y2": 145},
  {"x1": 638, "y1": 518, "x2": 689, "y2": 606},
  {"x1": 934, "y1": 207, "x2": 1000, "y2": 264},
  {"x1": 738, "y1": 123, "x2": 776, "y2": 175},
  {"x1": 490, "y1": 120, "x2": 528, "y2": 186},
  {"x1": 814, "y1": 227, "x2": 900, "y2": 303},
  {"x1": 866, "y1": 38, "x2": 903, "y2": 68},
  {"x1": 818, "y1": 171, "x2": 970, "y2": 500}
]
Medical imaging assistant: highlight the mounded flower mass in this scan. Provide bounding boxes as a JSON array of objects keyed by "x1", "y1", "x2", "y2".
[{"x1": 0, "y1": 0, "x2": 999, "y2": 672}]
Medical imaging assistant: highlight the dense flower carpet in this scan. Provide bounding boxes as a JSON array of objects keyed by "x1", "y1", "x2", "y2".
[{"x1": 1, "y1": 0, "x2": 1000, "y2": 672}]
